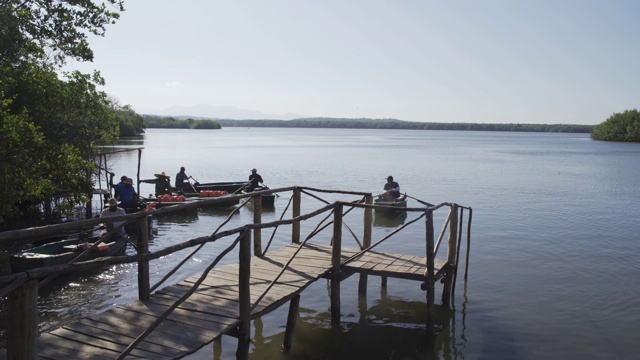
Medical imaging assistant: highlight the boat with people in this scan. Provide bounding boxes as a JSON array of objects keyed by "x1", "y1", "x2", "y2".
[{"x1": 9, "y1": 234, "x2": 127, "y2": 272}]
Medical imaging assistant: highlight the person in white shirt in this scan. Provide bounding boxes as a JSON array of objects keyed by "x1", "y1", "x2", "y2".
[{"x1": 100, "y1": 198, "x2": 127, "y2": 237}]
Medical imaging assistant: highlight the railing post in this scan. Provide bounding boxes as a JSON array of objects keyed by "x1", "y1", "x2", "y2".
[
  {"x1": 292, "y1": 187, "x2": 301, "y2": 244},
  {"x1": 253, "y1": 195, "x2": 262, "y2": 256},
  {"x1": 441, "y1": 204, "x2": 458, "y2": 307},
  {"x1": 358, "y1": 194, "x2": 373, "y2": 295},
  {"x1": 137, "y1": 215, "x2": 150, "y2": 300},
  {"x1": 236, "y1": 229, "x2": 251, "y2": 360},
  {"x1": 330, "y1": 203, "x2": 343, "y2": 324},
  {"x1": 8, "y1": 279, "x2": 38, "y2": 360}
]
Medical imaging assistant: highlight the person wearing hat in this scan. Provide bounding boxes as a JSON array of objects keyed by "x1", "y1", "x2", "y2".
[
  {"x1": 110, "y1": 175, "x2": 139, "y2": 209},
  {"x1": 153, "y1": 172, "x2": 172, "y2": 196},
  {"x1": 382, "y1": 175, "x2": 401, "y2": 200},
  {"x1": 247, "y1": 168, "x2": 264, "y2": 192},
  {"x1": 100, "y1": 198, "x2": 127, "y2": 237}
]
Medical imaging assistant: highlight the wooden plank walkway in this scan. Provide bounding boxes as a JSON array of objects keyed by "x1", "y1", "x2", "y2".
[{"x1": 37, "y1": 243, "x2": 446, "y2": 359}]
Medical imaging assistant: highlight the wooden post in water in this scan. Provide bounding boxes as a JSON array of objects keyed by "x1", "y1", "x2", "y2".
[
  {"x1": 137, "y1": 215, "x2": 150, "y2": 300},
  {"x1": 253, "y1": 195, "x2": 262, "y2": 256},
  {"x1": 292, "y1": 187, "x2": 301, "y2": 244},
  {"x1": 358, "y1": 194, "x2": 373, "y2": 295},
  {"x1": 425, "y1": 209, "x2": 435, "y2": 333},
  {"x1": 441, "y1": 204, "x2": 458, "y2": 307},
  {"x1": 8, "y1": 279, "x2": 38, "y2": 360},
  {"x1": 283, "y1": 294, "x2": 301, "y2": 351},
  {"x1": 236, "y1": 230, "x2": 251, "y2": 360},
  {"x1": 330, "y1": 204, "x2": 343, "y2": 324}
]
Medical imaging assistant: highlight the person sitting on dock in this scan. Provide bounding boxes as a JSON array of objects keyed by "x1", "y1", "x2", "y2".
[
  {"x1": 382, "y1": 175, "x2": 401, "y2": 201},
  {"x1": 154, "y1": 172, "x2": 172, "y2": 196},
  {"x1": 175, "y1": 167, "x2": 189, "y2": 194},
  {"x1": 111, "y1": 176, "x2": 140, "y2": 210},
  {"x1": 248, "y1": 168, "x2": 264, "y2": 191},
  {"x1": 100, "y1": 198, "x2": 127, "y2": 237}
]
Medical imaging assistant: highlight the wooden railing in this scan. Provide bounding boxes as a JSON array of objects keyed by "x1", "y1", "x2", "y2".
[{"x1": 0, "y1": 186, "x2": 472, "y2": 359}]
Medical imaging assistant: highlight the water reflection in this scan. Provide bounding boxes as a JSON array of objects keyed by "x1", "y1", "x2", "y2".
[{"x1": 373, "y1": 211, "x2": 407, "y2": 228}]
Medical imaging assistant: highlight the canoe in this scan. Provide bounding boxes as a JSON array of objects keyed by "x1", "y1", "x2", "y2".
[
  {"x1": 9, "y1": 235, "x2": 127, "y2": 272},
  {"x1": 374, "y1": 195, "x2": 408, "y2": 213}
]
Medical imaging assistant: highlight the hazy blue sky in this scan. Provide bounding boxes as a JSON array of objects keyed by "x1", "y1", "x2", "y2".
[{"x1": 67, "y1": 0, "x2": 640, "y2": 124}]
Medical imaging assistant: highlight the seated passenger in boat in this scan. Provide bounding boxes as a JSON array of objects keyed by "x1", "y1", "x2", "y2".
[
  {"x1": 100, "y1": 198, "x2": 126, "y2": 237},
  {"x1": 382, "y1": 175, "x2": 401, "y2": 200}
]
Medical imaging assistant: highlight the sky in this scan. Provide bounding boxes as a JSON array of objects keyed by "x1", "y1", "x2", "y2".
[{"x1": 66, "y1": 0, "x2": 640, "y2": 124}]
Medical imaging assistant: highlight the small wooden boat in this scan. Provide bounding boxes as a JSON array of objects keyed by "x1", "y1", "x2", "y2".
[
  {"x1": 242, "y1": 186, "x2": 276, "y2": 207},
  {"x1": 9, "y1": 235, "x2": 127, "y2": 272},
  {"x1": 374, "y1": 194, "x2": 408, "y2": 213}
]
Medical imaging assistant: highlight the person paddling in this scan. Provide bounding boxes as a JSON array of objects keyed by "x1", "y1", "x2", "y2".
[{"x1": 248, "y1": 168, "x2": 264, "y2": 191}]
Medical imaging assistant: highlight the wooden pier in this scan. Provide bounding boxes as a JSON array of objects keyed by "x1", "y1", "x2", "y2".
[{"x1": 0, "y1": 187, "x2": 472, "y2": 359}]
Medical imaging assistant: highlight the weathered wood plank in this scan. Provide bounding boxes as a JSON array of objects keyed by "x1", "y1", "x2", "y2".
[{"x1": 36, "y1": 243, "x2": 448, "y2": 359}]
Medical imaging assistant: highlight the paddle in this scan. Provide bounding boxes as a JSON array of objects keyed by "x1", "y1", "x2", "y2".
[
  {"x1": 404, "y1": 194, "x2": 434, "y2": 207},
  {"x1": 184, "y1": 177, "x2": 197, "y2": 193}
]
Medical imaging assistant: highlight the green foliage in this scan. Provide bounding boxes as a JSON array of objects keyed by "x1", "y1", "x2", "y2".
[
  {"x1": 111, "y1": 104, "x2": 146, "y2": 136},
  {"x1": 591, "y1": 109, "x2": 640, "y2": 142},
  {"x1": 1, "y1": 0, "x2": 124, "y2": 67},
  {"x1": 143, "y1": 115, "x2": 221, "y2": 130},
  {"x1": 0, "y1": 0, "x2": 124, "y2": 223}
]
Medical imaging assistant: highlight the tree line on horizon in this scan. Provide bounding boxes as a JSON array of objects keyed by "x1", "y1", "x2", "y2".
[{"x1": 142, "y1": 115, "x2": 593, "y2": 133}]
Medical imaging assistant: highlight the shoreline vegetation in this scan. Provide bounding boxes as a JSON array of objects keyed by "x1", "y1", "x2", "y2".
[{"x1": 142, "y1": 115, "x2": 593, "y2": 133}]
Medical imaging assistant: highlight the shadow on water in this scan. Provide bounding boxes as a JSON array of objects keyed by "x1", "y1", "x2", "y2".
[{"x1": 242, "y1": 282, "x2": 523, "y2": 360}]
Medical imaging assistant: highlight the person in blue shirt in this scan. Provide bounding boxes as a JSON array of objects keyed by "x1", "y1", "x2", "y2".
[{"x1": 110, "y1": 175, "x2": 139, "y2": 209}]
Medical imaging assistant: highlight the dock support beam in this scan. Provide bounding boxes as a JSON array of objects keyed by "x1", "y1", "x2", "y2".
[
  {"x1": 283, "y1": 294, "x2": 301, "y2": 351},
  {"x1": 425, "y1": 210, "x2": 435, "y2": 333},
  {"x1": 236, "y1": 229, "x2": 251, "y2": 360},
  {"x1": 8, "y1": 279, "x2": 38, "y2": 360},
  {"x1": 441, "y1": 204, "x2": 458, "y2": 307},
  {"x1": 330, "y1": 204, "x2": 343, "y2": 324},
  {"x1": 137, "y1": 215, "x2": 150, "y2": 300},
  {"x1": 292, "y1": 187, "x2": 301, "y2": 244},
  {"x1": 358, "y1": 194, "x2": 373, "y2": 296}
]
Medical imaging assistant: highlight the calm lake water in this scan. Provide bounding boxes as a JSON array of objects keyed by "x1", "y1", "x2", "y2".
[{"x1": 3, "y1": 127, "x2": 640, "y2": 359}]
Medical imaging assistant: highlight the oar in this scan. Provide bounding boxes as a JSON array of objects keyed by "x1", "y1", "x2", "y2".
[
  {"x1": 404, "y1": 194, "x2": 434, "y2": 207},
  {"x1": 185, "y1": 178, "x2": 197, "y2": 193}
]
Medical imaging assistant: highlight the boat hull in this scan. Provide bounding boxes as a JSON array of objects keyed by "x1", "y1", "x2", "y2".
[
  {"x1": 241, "y1": 188, "x2": 276, "y2": 206},
  {"x1": 9, "y1": 236, "x2": 127, "y2": 272},
  {"x1": 192, "y1": 181, "x2": 247, "y2": 194},
  {"x1": 374, "y1": 197, "x2": 408, "y2": 213}
]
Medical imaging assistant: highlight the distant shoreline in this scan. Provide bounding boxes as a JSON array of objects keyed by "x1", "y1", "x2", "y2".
[{"x1": 143, "y1": 116, "x2": 593, "y2": 134}]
